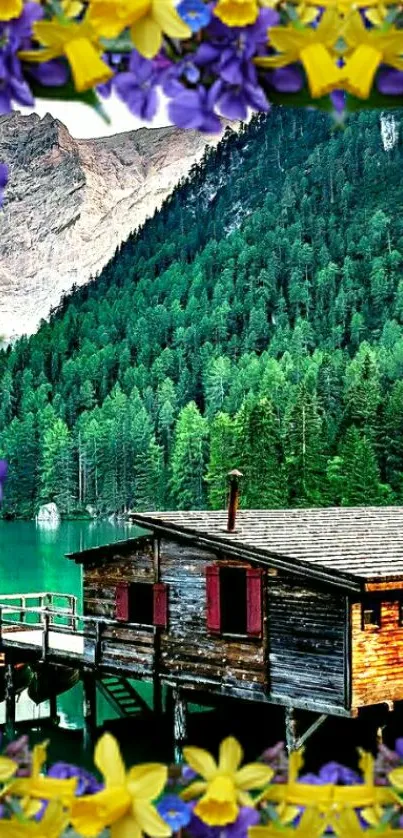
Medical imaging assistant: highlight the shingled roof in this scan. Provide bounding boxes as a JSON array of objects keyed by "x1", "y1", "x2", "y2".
[{"x1": 128, "y1": 507, "x2": 403, "y2": 592}]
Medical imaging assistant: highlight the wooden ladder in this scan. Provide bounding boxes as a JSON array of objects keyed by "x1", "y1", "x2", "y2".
[{"x1": 97, "y1": 676, "x2": 152, "y2": 719}]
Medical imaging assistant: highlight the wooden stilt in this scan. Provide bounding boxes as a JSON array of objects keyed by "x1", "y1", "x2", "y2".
[
  {"x1": 49, "y1": 693, "x2": 59, "y2": 727},
  {"x1": 285, "y1": 706, "x2": 297, "y2": 754},
  {"x1": 4, "y1": 663, "x2": 15, "y2": 742},
  {"x1": 82, "y1": 673, "x2": 97, "y2": 751},
  {"x1": 173, "y1": 687, "x2": 187, "y2": 764}
]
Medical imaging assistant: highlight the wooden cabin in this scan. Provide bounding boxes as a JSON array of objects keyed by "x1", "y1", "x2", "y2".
[{"x1": 66, "y1": 501, "x2": 403, "y2": 733}]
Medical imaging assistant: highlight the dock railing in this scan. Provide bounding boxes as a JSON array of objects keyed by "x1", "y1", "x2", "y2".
[
  {"x1": 0, "y1": 598, "x2": 155, "y2": 670},
  {"x1": 0, "y1": 593, "x2": 78, "y2": 630}
]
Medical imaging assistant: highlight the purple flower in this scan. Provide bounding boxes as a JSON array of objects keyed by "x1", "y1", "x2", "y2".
[
  {"x1": 0, "y1": 2, "x2": 43, "y2": 114},
  {"x1": 115, "y1": 51, "x2": 161, "y2": 121},
  {"x1": 187, "y1": 806, "x2": 259, "y2": 838},
  {"x1": 162, "y1": 57, "x2": 201, "y2": 96},
  {"x1": 26, "y1": 59, "x2": 69, "y2": 87},
  {"x1": 48, "y1": 762, "x2": 103, "y2": 795},
  {"x1": 217, "y1": 78, "x2": 269, "y2": 119},
  {"x1": 178, "y1": 0, "x2": 211, "y2": 32},
  {"x1": 195, "y1": 9, "x2": 278, "y2": 86},
  {"x1": 97, "y1": 53, "x2": 123, "y2": 98},
  {"x1": 377, "y1": 66, "x2": 403, "y2": 95},
  {"x1": 265, "y1": 66, "x2": 304, "y2": 94},
  {"x1": 168, "y1": 81, "x2": 222, "y2": 132},
  {"x1": 299, "y1": 761, "x2": 361, "y2": 786},
  {"x1": 0, "y1": 165, "x2": 8, "y2": 210},
  {"x1": 157, "y1": 795, "x2": 192, "y2": 830},
  {"x1": 0, "y1": 459, "x2": 8, "y2": 500}
]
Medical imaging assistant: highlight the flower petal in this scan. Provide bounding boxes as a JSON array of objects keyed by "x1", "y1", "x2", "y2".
[
  {"x1": 180, "y1": 780, "x2": 208, "y2": 800},
  {"x1": 95, "y1": 733, "x2": 126, "y2": 788},
  {"x1": 0, "y1": 756, "x2": 17, "y2": 781},
  {"x1": 183, "y1": 746, "x2": 217, "y2": 780},
  {"x1": 127, "y1": 763, "x2": 168, "y2": 800},
  {"x1": 218, "y1": 737, "x2": 243, "y2": 775},
  {"x1": 235, "y1": 763, "x2": 274, "y2": 790},
  {"x1": 71, "y1": 788, "x2": 131, "y2": 837},
  {"x1": 132, "y1": 799, "x2": 172, "y2": 837},
  {"x1": 131, "y1": 16, "x2": 162, "y2": 58},
  {"x1": 112, "y1": 814, "x2": 142, "y2": 838}
]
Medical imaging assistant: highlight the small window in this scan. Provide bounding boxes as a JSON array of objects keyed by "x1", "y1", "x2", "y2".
[
  {"x1": 362, "y1": 598, "x2": 381, "y2": 630},
  {"x1": 220, "y1": 567, "x2": 247, "y2": 635},
  {"x1": 128, "y1": 582, "x2": 154, "y2": 625}
]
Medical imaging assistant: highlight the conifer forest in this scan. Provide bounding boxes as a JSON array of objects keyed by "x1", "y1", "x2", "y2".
[{"x1": 1, "y1": 109, "x2": 403, "y2": 518}]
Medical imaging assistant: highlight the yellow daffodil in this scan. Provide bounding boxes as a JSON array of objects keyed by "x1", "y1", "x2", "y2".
[
  {"x1": 0, "y1": 0, "x2": 23, "y2": 21},
  {"x1": 0, "y1": 801, "x2": 70, "y2": 838},
  {"x1": 181, "y1": 736, "x2": 273, "y2": 826},
  {"x1": 0, "y1": 753, "x2": 18, "y2": 783},
  {"x1": 87, "y1": 0, "x2": 191, "y2": 58},
  {"x1": 70, "y1": 732, "x2": 171, "y2": 838},
  {"x1": 62, "y1": 0, "x2": 85, "y2": 17},
  {"x1": 8, "y1": 741, "x2": 77, "y2": 805},
  {"x1": 18, "y1": 17, "x2": 113, "y2": 93},
  {"x1": 214, "y1": 0, "x2": 259, "y2": 27},
  {"x1": 255, "y1": 10, "x2": 346, "y2": 98},
  {"x1": 343, "y1": 11, "x2": 403, "y2": 98}
]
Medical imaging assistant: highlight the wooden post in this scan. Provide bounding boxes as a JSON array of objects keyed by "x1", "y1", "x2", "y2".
[
  {"x1": 173, "y1": 687, "x2": 187, "y2": 764},
  {"x1": 82, "y1": 673, "x2": 97, "y2": 752},
  {"x1": 94, "y1": 621, "x2": 103, "y2": 667},
  {"x1": 153, "y1": 538, "x2": 163, "y2": 718},
  {"x1": 42, "y1": 612, "x2": 50, "y2": 660},
  {"x1": 49, "y1": 693, "x2": 59, "y2": 727},
  {"x1": 285, "y1": 706, "x2": 297, "y2": 754},
  {"x1": 4, "y1": 662, "x2": 15, "y2": 742}
]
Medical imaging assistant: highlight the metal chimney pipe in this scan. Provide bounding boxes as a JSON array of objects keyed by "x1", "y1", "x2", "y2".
[{"x1": 227, "y1": 469, "x2": 243, "y2": 533}]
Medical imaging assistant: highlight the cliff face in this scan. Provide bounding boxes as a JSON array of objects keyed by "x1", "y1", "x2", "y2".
[{"x1": 0, "y1": 112, "x2": 223, "y2": 341}]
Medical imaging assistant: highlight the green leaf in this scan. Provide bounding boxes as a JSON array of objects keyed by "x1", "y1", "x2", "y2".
[{"x1": 29, "y1": 79, "x2": 111, "y2": 123}]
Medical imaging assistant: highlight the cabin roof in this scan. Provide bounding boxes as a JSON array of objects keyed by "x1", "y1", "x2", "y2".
[{"x1": 127, "y1": 507, "x2": 403, "y2": 592}]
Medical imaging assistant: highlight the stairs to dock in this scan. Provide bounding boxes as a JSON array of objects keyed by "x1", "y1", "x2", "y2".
[{"x1": 97, "y1": 676, "x2": 152, "y2": 719}]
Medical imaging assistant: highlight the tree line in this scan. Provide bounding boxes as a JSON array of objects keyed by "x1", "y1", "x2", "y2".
[{"x1": 1, "y1": 109, "x2": 403, "y2": 516}]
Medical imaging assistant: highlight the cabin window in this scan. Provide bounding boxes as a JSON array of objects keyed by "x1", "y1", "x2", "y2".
[
  {"x1": 361, "y1": 598, "x2": 381, "y2": 629},
  {"x1": 206, "y1": 564, "x2": 263, "y2": 638},
  {"x1": 115, "y1": 581, "x2": 168, "y2": 627}
]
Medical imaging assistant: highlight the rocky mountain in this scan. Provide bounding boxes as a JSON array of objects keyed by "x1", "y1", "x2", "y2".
[{"x1": 0, "y1": 112, "x2": 225, "y2": 342}]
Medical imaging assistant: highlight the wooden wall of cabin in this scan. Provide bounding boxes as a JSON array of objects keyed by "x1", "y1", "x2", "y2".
[
  {"x1": 267, "y1": 577, "x2": 348, "y2": 712},
  {"x1": 159, "y1": 539, "x2": 267, "y2": 701},
  {"x1": 351, "y1": 596, "x2": 403, "y2": 709},
  {"x1": 82, "y1": 537, "x2": 155, "y2": 675}
]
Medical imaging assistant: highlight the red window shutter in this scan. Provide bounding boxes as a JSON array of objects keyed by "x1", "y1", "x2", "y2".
[
  {"x1": 246, "y1": 568, "x2": 263, "y2": 637},
  {"x1": 206, "y1": 564, "x2": 221, "y2": 633},
  {"x1": 153, "y1": 582, "x2": 168, "y2": 628},
  {"x1": 115, "y1": 582, "x2": 129, "y2": 622}
]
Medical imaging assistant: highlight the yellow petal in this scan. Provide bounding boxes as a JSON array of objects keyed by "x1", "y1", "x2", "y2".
[
  {"x1": 64, "y1": 37, "x2": 113, "y2": 92},
  {"x1": 127, "y1": 763, "x2": 168, "y2": 800},
  {"x1": 132, "y1": 799, "x2": 172, "y2": 837},
  {"x1": 0, "y1": 756, "x2": 17, "y2": 782},
  {"x1": 218, "y1": 737, "x2": 243, "y2": 775},
  {"x1": 195, "y1": 793, "x2": 238, "y2": 827},
  {"x1": 112, "y1": 814, "x2": 143, "y2": 838},
  {"x1": 181, "y1": 780, "x2": 208, "y2": 801},
  {"x1": 235, "y1": 762, "x2": 273, "y2": 790},
  {"x1": 389, "y1": 766, "x2": 403, "y2": 790},
  {"x1": 300, "y1": 43, "x2": 344, "y2": 97},
  {"x1": 343, "y1": 43, "x2": 381, "y2": 98},
  {"x1": 71, "y1": 788, "x2": 132, "y2": 837},
  {"x1": 32, "y1": 741, "x2": 48, "y2": 777},
  {"x1": 0, "y1": 0, "x2": 23, "y2": 20},
  {"x1": 214, "y1": 0, "x2": 259, "y2": 26},
  {"x1": 95, "y1": 733, "x2": 126, "y2": 788},
  {"x1": 9, "y1": 775, "x2": 77, "y2": 803},
  {"x1": 236, "y1": 789, "x2": 254, "y2": 807},
  {"x1": 183, "y1": 746, "x2": 217, "y2": 781},
  {"x1": 152, "y1": 0, "x2": 191, "y2": 38},
  {"x1": 131, "y1": 16, "x2": 162, "y2": 58}
]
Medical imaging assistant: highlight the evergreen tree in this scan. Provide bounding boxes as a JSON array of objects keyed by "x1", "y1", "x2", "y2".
[
  {"x1": 206, "y1": 412, "x2": 237, "y2": 509},
  {"x1": 237, "y1": 398, "x2": 287, "y2": 508},
  {"x1": 170, "y1": 402, "x2": 208, "y2": 509}
]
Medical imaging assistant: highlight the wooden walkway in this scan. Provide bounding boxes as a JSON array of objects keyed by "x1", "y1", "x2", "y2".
[{"x1": 2, "y1": 628, "x2": 84, "y2": 657}]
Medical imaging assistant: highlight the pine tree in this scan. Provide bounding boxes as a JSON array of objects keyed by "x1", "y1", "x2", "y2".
[
  {"x1": 206, "y1": 412, "x2": 237, "y2": 509},
  {"x1": 338, "y1": 428, "x2": 393, "y2": 506},
  {"x1": 284, "y1": 381, "x2": 327, "y2": 506},
  {"x1": 40, "y1": 418, "x2": 75, "y2": 514},
  {"x1": 170, "y1": 402, "x2": 208, "y2": 509},
  {"x1": 236, "y1": 398, "x2": 287, "y2": 508}
]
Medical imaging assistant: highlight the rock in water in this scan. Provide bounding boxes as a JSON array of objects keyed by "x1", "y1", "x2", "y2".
[
  {"x1": 36, "y1": 502, "x2": 61, "y2": 525},
  {"x1": 0, "y1": 113, "x2": 228, "y2": 342}
]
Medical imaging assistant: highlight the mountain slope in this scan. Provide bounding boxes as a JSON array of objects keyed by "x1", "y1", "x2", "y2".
[
  {"x1": 0, "y1": 113, "x2": 224, "y2": 341},
  {"x1": 1, "y1": 109, "x2": 403, "y2": 517}
]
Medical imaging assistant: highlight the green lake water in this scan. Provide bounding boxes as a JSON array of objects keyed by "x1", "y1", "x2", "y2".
[{"x1": 0, "y1": 519, "x2": 144, "y2": 734}]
